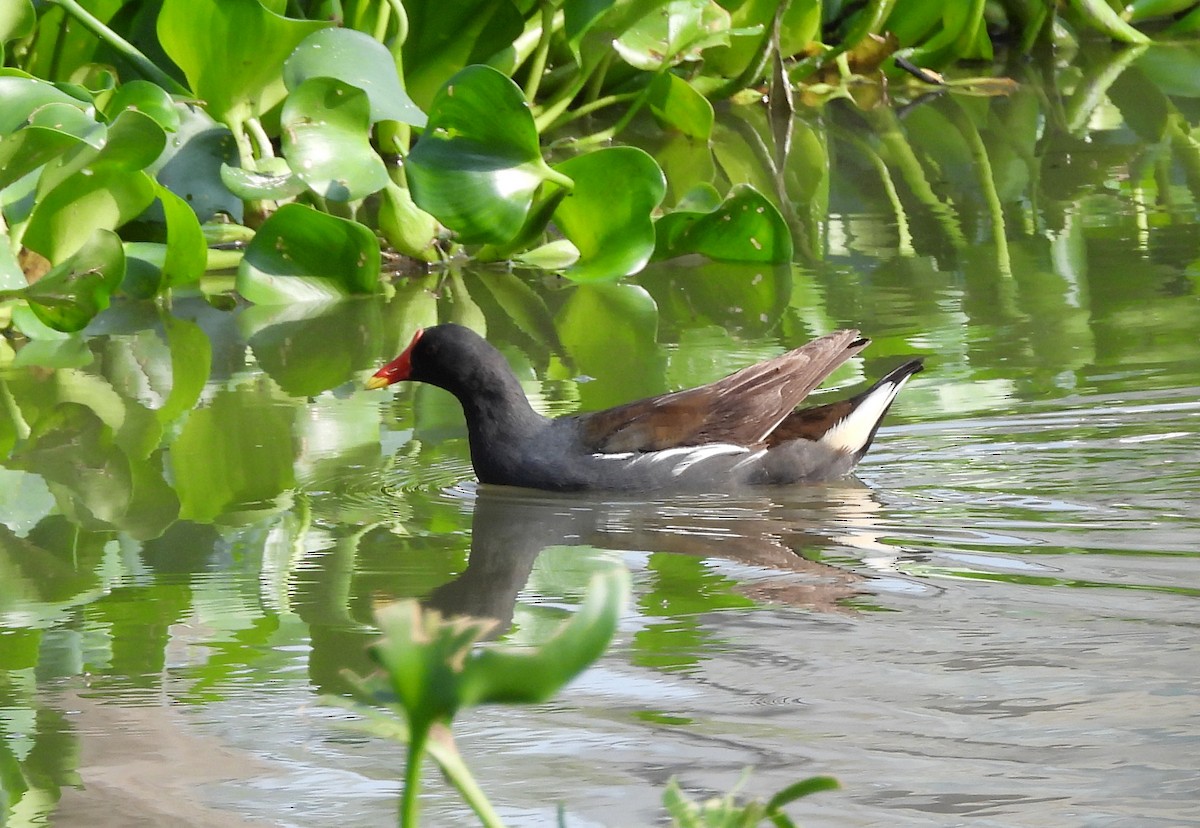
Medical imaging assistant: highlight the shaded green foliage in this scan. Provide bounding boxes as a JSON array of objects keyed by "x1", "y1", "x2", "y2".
[{"x1": 1, "y1": 0, "x2": 1196, "y2": 334}]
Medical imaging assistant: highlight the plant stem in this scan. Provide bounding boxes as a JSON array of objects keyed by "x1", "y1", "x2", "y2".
[
  {"x1": 524, "y1": 2, "x2": 557, "y2": 103},
  {"x1": 46, "y1": 0, "x2": 188, "y2": 94},
  {"x1": 401, "y1": 727, "x2": 428, "y2": 828},
  {"x1": 245, "y1": 118, "x2": 275, "y2": 161},
  {"x1": 547, "y1": 91, "x2": 639, "y2": 129}
]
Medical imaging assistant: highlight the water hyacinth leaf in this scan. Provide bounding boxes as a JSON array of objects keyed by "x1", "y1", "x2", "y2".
[
  {"x1": 37, "y1": 108, "x2": 165, "y2": 197},
  {"x1": 407, "y1": 65, "x2": 566, "y2": 245},
  {"x1": 148, "y1": 105, "x2": 243, "y2": 223},
  {"x1": 23, "y1": 229, "x2": 125, "y2": 332},
  {"x1": 0, "y1": 103, "x2": 96, "y2": 190},
  {"x1": 614, "y1": 0, "x2": 738, "y2": 71},
  {"x1": 378, "y1": 182, "x2": 440, "y2": 262},
  {"x1": 220, "y1": 157, "x2": 307, "y2": 201},
  {"x1": 551, "y1": 147, "x2": 665, "y2": 282},
  {"x1": 157, "y1": 183, "x2": 206, "y2": 288},
  {"x1": 158, "y1": 0, "x2": 330, "y2": 124},
  {"x1": 0, "y1": 0, "x2": 35, "y2": 45},
  {"x1": 514, "y1": 239, "x2": 580, "y2": 270},
  {"x1": 647, "y1": 72, "x2": 714, "y2": 139},
  {"x1": 284, "y1": 27, "x2": 427, "y2": 127},
  {"x1": 237, "y1": 203, "x2": 380, "y2": 304},
  {"x1": 401, "y1": 0, "x2": 525, "y2": 108},
  {"x1": 280, "y1": 77, "x2": 388, "y2": 202},
  {"x1": 22, "y1": 168, "x2": 156, "y2": 263},
  {"x1": 0, "y1": 241, "x2": 23, "y2": 290},
  {"x1": 654, "y1": 184, "x2": 792, "y2": 263},
  {"x1": 103, "y1": 80, "x2": 180, "y2": 131},
  {"x1": 0, "y1": 74, "x2": 93, "y2": 133}
]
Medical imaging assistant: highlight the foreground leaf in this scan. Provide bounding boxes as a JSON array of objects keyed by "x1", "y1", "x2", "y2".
[
  {"x1": 280, "y1": 77, "x2": 388, "y2": 201},
  {"x1": 551, "y1": 147, "x2": 665, "y2": 282},
  {"x1": 654, "y1": 184, "x2": 792, "y2": 263},
  {"x1": 21, "y1": 229, "x2": 125, "y2": 332},
  {"x1": 284, "y1": 27, "x2": 426, "y2": 126},
  {"x1": 237, "y1": 203, "x2": 381, "y2": 304},
  {"x1": 407, "y1": 65, "x2": 568, "y2": 245}
]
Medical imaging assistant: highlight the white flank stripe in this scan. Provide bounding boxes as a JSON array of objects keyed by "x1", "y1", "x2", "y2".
[
  {"x1": 820, "y1": 377, "x2": 911, "y2": 453},
  {"x1": 670, "y1": 444, "x2": 750, "y2": 476}
]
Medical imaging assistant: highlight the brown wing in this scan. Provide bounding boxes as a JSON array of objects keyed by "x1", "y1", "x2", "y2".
[{"x1": 576, "y1": 330, "x2": 868, "y2": 452}]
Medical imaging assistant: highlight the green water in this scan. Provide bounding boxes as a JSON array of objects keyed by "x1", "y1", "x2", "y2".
[{"x1": 2, "y1": 45, "x2": 1199, "y2": 826}]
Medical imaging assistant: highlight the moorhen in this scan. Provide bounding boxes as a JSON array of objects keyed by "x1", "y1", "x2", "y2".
[{"x1": 366, "y1": 324, "x2": 923, "y2": 492}]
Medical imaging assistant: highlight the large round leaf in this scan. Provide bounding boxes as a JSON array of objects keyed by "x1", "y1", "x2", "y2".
[
  {"x1": 157, "y1": 0, "x2": 329, "y2": 124},
  {"x1": 401, "y1": 0, "x2": 525, "y2": 108},
  {"x1": 37, "y1": 108, "x2": 165, "y2": 198},
  {"x1": 104, "y1": 80, "x2": 180, "y2": 131},
  {"x1": 407, "y1": 65, "x2": 565, "y2": 245},
  {"x1": 22, "y1": 229, "x2": 125, "y2": 332},
  {"x1": 284, "y1": 28, "x2": 426, "y2": 127},
  {"x1": 653, "y1": 184, "x2": 793, "y2": 263},
  {"x1": 0, "y1": 74, "x2": 93, "y2": 133},
  {"x1": 551, "y1": 147, "x2": 665, "y2": 282},
  {"x1": 613, "y1": 0, "x2": 738, "y2": 70},
  {"x1": 280, "y1": 77, "x2": 388, "y2": 202},
  {"x1": 147, "y1": 104, "x2": 243, "y2": 223},
  {"x1": 237, "y1": 203, "x2": 380, "y2": 304},
  {"x1": 23, "y1": 168, "x2": 157, "y2": 263},
  {"x1": 0, "y1": 102, "x2": 97, "y2": 190}
]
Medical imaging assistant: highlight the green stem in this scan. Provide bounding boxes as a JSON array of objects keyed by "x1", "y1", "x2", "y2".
[
  {"x1": 46, "y1": 0, "x2": 189, "y2": 94},
  {"x1": 401, "y1": 727, "x2": 428, "y2": 828},
  {"x1": 524, "y1": 2, "x2": 557, "y2": 103},
  {"x1": 245, "y1": 118, "x2": 275, "y2": 161},
  {"x1": 547, "y1": 91, "x2": 639, "y2": 130}
]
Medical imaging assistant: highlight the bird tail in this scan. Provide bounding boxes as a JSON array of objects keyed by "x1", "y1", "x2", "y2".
[{"x1": 817, "y1": 359, "x2": 924, "y2": 458}]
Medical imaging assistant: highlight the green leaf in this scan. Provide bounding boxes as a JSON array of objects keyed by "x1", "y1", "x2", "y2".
[
  {"x1": 147, "y1": 104, "x2": 243, "y2": 223},
  {"x1": 237, "y1": 203, "x2": 381, "y2": 304},
  {"x1": 157, "y1": 183, "x2": 207, "y2": 288},
  {"x1": 23, "y1": 168, "x2": 156, "y2": 263},
  {"x1": 37, "y1": 107, "x2": 165, "y2": 197},
  {"x1": 613, "y1": 0, "x2": 737, "y2": 71},
  {"x1": 283, "y1": 27, "x2": 426, "y2": 127},
  {"x1": 654, "y1": 184, "x2": 792, "y2": 263},
  {"x1": 0, "y1": 102, "x2": 96, "y2": 191},
  {"x1": 242, "y1": 299, "x2": 383, "y2": 396},
  {"x1": 764, "y1": 776, "x2": 840, "y2": 812},
  {"x1": 103, "y1": 80, "x2": 181, "y2": 131},
  {"x1": 407, "y1": 65, "x2": 567, "y2": 245},
  {"x1": 551, "y1": 147, "x2": 665, "y2": 282},
  {"x1": 157, "y1": 0, "x2": 330, "y2": 124},
  {"x1": 1068, "y1": 0, "x2": 1151, "y2": 43},
  {"x1": 280, "y1": 77, "x2": 388, "y2": 201},
  {"x1": 219, "y1": 157, "x2": 307, "y2": 201},
  {"x1": 379, "y1": 182, "x2": 440, "y2": 262},
  {"x1": 401, "y1": 0, "x2": 525, "y2": 108},
  {"x1": 463, "y1": 568, "x2": 628, "y2": 705},
  {"x1": 0, "y1": 73, "x2": 93, "y2": 134},
  {"x1": 0, "y1": 0, "x2": 35, "y2": 45},
  {"x1": 22, "y1": 229, "x2": 125, "y2": 332},
  {"x1": 647, "y1": 72, "x2": 714, "y2": 139}
]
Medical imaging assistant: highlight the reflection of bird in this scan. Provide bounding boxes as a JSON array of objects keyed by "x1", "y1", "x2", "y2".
[{"x1": 368, "y1": 324, "x2": 922, "y2": 492}]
